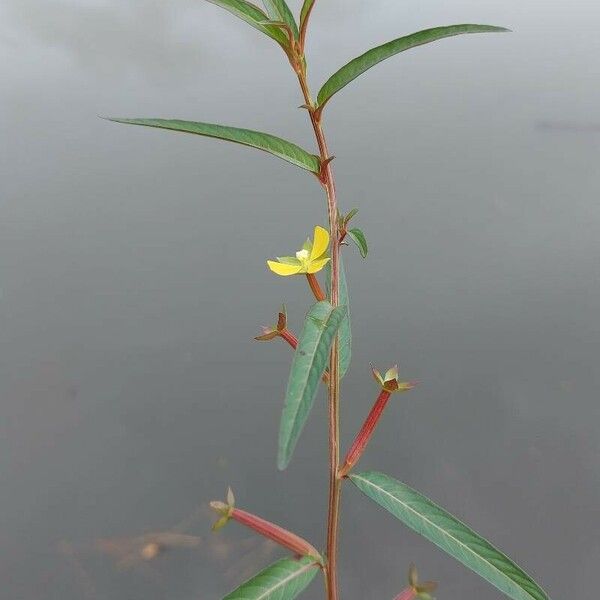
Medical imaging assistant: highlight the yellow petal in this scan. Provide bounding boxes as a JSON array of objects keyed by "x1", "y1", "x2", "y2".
[
  {"x1": 310, "y1": 226, "x2": 330, "y2": 260},
  {"x1": 267, "y1": 260, "x2": 302, "y2": 276},
  {"x1": 306, "y1": 257, "x2": 330, "y2": 274}
]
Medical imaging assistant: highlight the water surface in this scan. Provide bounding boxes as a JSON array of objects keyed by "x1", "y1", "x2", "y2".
[{"x1": 1, "y1": 1, "x2": 599, "y2": 598}]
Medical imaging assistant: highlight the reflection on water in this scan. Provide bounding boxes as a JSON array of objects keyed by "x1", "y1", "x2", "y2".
[
  {"x1": 1, "y1": 0, "x2": 599, "y2": 598},
  {"x1": 535, "y1": 120, "x2": 600, "y2": 133},
  {"x1": 57, "y1": 504, "x2": 276, "y2": 598}
]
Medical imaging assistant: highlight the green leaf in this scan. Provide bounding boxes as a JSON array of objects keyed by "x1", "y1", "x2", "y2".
[
  {"x1": 223, "y1": 556, "x2": 319, "y2": 600},
  {"x1": 347, "y1": 228, "x2": 368, "y2": 258},
  {"x1": 299, "y1": 0, "x2": 316, "y2": 33},
  {"x1": 106, "y1": 118, "x2": 321, "y2": 173},
  {"x1": 349, "y1": 471, "x2": 550, "y2": 600},
  {"x1": 317, "y1": 24, "x2": 510, "y2": 108},
  {"x1": 344, "y1": 208, "x2": 359, "y2": 225},
  {"x1": 324, "y1": 256, "x2": 351, "y2": 378},
  {"x1": 262, "y1": 0, "x2": 299, "y2": 40},
  {"x1": 278, "y1": 301, "x2": 347, "y2": 470},
  {"x1": 206, "y1": 0, "x2": 289, "y2": 47}
]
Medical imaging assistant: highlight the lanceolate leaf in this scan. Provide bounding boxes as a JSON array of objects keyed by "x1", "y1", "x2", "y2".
[
  {"x1": 206, "y1": 0, "x2": 289, "y2": 47},
  {"x1": 106, "y1": 118, "x2": 320, "y2": 173},
  {"x1": 349, "y1": 472, "x2": 550, "y2": 600},
  {"x1": 317, "y1": 24, "x2": 509, "y2": 108},
  {"x1": 347, "y1": 228, "x2": 368, "y2": 258},
  {"x1": 223, "y1": 556, "x2": 319, "y2": 600},
  {"x1": 262, "y1": 0, "x2": 299, "y2": 40},
  {"x1": 278, "y1": 301, "x2": 347, "y2": 470},
  {"x1": 299, "y1": 0, "x2": 316, "y2": 33},
  {"x1": 324, "y1": 256, "x2": 351, "y2": 378}
]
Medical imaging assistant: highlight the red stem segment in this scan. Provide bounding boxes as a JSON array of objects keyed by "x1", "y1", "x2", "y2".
[
  {"x1": 339, "y1": 390, "x2": 392, "y2": 478},
  {"x1": 306, "y1": 273, "x2": 326, "y2": 302},
  {"x1": 301, "y1": 93, "x2": 341, "y2": 600},
  {"x1": 292, "y1": 34, "x2": 341, "y2": 600}
]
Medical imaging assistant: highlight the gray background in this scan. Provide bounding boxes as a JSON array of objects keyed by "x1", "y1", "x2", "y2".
[{"x1": 1, "y1": 1, "x2": 599, "y2": 598}]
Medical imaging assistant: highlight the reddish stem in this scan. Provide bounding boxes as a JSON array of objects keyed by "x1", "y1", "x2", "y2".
[
  {"x1": 306, "y1": 273, "x2": 326, "y2": 302},
  {"x1": 296, "y1": 45, "x2": 342, "y2": 600},
  {"x1": 231, "y1": 508, "x2": 322, "y2": 562},
  {"x1": 339, "y1": 390, "x2": 392, "y2": 477}
]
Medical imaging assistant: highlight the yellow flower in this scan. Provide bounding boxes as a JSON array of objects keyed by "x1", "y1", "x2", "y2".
[{"x1": 267, "y1": 226, "x2": 330, "y2": 276}]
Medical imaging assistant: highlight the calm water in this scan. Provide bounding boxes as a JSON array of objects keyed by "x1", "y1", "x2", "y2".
[{"x1": 1, "y1": 1, "x2": 599, "y2": 598}]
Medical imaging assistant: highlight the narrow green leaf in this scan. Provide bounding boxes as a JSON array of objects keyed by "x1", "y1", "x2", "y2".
[
  {"x1": 206, "y1": 0, "x2": 289, "y2": 47},
  {"x1": 223, "y1": 556, "x2": 319, "y2": 600},
  {"x1": 344, "y1": 208, "x2": 359, "y2": 224},
  {"x1": 106, "y1": 118, "x2": 320, "y2": 173},
  {"x1": 262, "y1": 0, "x2": 299, "y2": 40},
  {"x1": 324, "y1": 255, "x2": 351, "y2": 378},
  {"x1": 317, "y1": 24, "x2": 510, "y2": 108},
  {"x1": 278, "y1": 301, "x2": 347, "y2": 470},
  {"x1": 299, "y1": 0, "x2": 316, "y2": 33},
  {"x1": 349, "y1": 471, "x2": 550, "y2": 600},
  {"x1": 347, "y1": 228, "x2": 368, "y2": 258}
]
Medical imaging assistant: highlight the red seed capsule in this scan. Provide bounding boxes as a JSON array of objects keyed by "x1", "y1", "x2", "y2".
[
  {"x1": 280, "y1": 329, "x2": 299, "y2": 349},
  {"x1": 230, "y1": 508, "x2": 322, "y2": 562},
  {"x1": 339, "y1": 389, "x2": 391, "y2": 477},
  {"x1": 339, "y1": 366, "x2": 415, "y2": 478},
  {"x1": 210, "y1": 491, "x2": 322, "y2": 564}
]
